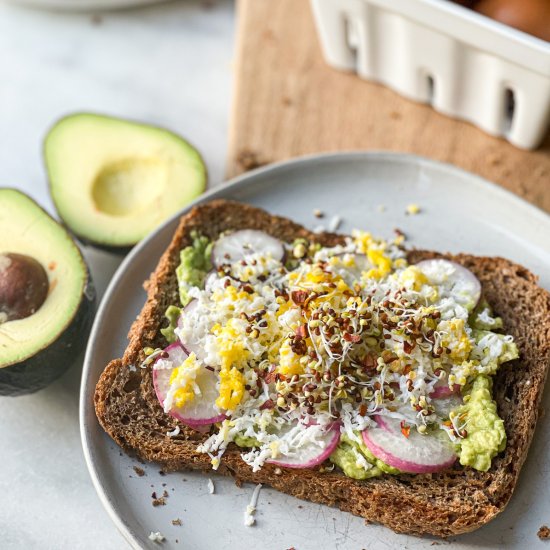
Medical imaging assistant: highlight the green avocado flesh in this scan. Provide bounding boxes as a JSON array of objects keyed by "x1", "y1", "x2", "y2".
[
  {"x1": 457, "y1": 375, "x2": 507, "y2": 471},
  {"x1": 161, "y1": 232, "x2": 212, "y2": 343},
  {"x1": 0, "y1": 189, "x2": 95, "y2": 395},
  {"x1": 44, "y1": 113, "x2": 206, "y2": 249},
  {"x1": 330, "y1": 434, "x2": 401, "y2": 479}
]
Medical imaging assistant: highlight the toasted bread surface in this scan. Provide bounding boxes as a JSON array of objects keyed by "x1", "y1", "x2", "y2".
[{"x1": 94, "y1": 200, "x2": 550, "y2": 537}]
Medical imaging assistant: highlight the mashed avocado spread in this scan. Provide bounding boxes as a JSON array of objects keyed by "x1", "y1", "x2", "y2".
[
  {"x1": 233, "y1": 431, "x2": 399, "y2": 479},
  {"x1": 160, "y1": 305, "x2": 182, "y2": 344},
  {"x1": 161, "y1": 232, "x2": 212, "y2": 343},
  {"x1": 162, "y1": 232, "x2": 520, "y2": 479},
  {"x1": 456, "y1": 375, "x2": 507, "y2": 471},
  {"x1": 176, "y1": 232, "x2": 212, "y2": 305},
  {"x1": 234, "y1": 433, "x2": 261, "y2": 448},
  {"x1": 330, "y1": 434, "x2": 400, "y2": 479}
]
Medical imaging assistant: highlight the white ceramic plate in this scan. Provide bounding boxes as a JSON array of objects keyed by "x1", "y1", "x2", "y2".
[{"x1": 80, "y1": 152, "x2": 550, "y2": 550}]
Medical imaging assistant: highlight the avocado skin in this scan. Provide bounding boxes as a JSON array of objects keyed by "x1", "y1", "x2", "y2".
[{"x1": 0, "y1": 276, "x2": 96, "y2": 396}]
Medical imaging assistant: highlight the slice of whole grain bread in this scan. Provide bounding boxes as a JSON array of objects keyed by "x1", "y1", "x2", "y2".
[{"x1": 94, "y1": 199, "x2": 550, "y2": 537}]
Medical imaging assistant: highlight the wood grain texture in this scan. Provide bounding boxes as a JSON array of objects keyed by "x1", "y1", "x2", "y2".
[{"x1": 227, "y1": 0, "x2": 550, "y2": 213}]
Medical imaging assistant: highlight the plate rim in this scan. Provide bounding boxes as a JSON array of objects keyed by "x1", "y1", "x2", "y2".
[{"x1": 79, "y1": 150, "x2": 550, "y2": 548}]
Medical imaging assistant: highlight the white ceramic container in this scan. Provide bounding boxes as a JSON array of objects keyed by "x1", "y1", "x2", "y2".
[{"x1": 310, "y1": 0, "x2": 550, "y2": 149}]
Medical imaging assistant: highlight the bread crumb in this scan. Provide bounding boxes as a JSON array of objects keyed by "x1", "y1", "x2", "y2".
[
  {"x1": 313, "y1": 209, "x2": 324, "y2": 218},
  {"x1": 406, "y1": 203, "x2": 421, "y2": 215},
  {"x1": 171, "y1": 518, "x2": 182, "y2": 526},
  {"x1": 133, "y1": 466, "x2": 145, "y2": 477},
  {"x1": 152, "y1": 497, "x2": 166, "y2": 507},
  {"x1": 377, "y1": 204, "x2": 386, "y2": 213},
  {"x1": 274, "y1": 467, "x2": 282, "y2": 475},
  {"x1": 148, "y1": 531, "x2": 165, "y2": 543},
  {"x1": 207, "y1": 478, "x2": 215, "y2": 494},
  {"x1": 538, "y1": 525, "x2": 550, "y2": 539}
]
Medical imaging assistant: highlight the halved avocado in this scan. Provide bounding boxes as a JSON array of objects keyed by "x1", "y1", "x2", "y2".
[
  {"x1": 0, "y1": 189, "x2": 95, "y2": 396},
  {"x1": 44, "y1": 113, "x2": 207, "y2": 253}
]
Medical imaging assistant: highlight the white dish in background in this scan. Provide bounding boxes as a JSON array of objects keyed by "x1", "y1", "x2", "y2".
[
  {"x1": 80, "y1": 152, "x2": 550, "y2": 550},
  {"x1": 310, "y1": 0, "x2": 550, "y2": 149}
]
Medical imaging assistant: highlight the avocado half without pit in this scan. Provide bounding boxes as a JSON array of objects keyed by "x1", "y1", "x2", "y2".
[
  {"x1": 44, "y1": 113, "x2": 207, "y2": 253},
  {"x1": 0, "y1": 189, "x2": 95, "y2": 396}
]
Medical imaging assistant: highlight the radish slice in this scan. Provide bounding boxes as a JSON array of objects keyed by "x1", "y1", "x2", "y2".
[
  {"x1": 211, "y1": 230, "x2": 284, "y2": 267},
  {"x1": 176, "y1": 300, "x2": 207, "y2": 361},
  {"x1": 362, "y1": 417, "x2": 457, "y2": 473},
  {"x1": 432, "y1": 394, "x2": 463, "y2": 419},
  {"x1": 153, "y1": 343, "x2": 225, "y2": 426},
  {"x1": 266, "y1": 422, "x2": 340, "y2": 469},
  {"x1": 184, "y1": 422, "x2": 212, "y2": 434},
  {"x1": 415, "y1": 259, "x2": 481, "y2": 312},
  {"x1": 373, "y1": 415, "x2": 393, "y2": 433},
  {"x1": 430, "y1": 382, "x2": 461, "y2": 399}
]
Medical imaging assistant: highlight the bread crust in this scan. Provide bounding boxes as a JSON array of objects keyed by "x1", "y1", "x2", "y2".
[{"x1": 94, "y1": 200, "x2": 550, "y2": 537}]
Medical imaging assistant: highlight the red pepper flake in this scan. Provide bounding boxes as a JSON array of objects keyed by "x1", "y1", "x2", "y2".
[
  {"x1": 343, "y1": 333, "x2": 362, "y2": 343},
  {"x1": 291, "y1": 290, "x2": 308, "y2": 305},
  {"x1": 265, "y1": 372, "x2": 276, "y2": 384},
  {"x1": 400, "y1": 420, "x2": 411, "y2": 439}
]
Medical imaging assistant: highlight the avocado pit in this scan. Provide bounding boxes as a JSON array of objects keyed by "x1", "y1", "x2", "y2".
[{"x1": 0, "y1": 253, "x2": 49, "y2": 322}]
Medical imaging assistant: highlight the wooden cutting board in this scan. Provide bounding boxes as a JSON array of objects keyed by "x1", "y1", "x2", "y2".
[{"x1": 227, "y1": 0, "x2": 550, "y2": 213}]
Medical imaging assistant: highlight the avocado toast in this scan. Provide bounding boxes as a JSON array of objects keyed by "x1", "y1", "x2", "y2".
[{"x1": 95, "y1": 199, "x2": 550, "y2": 537}]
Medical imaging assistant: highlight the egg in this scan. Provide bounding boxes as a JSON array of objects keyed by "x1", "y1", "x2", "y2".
[{"x1": 475, "y1": 0, "x2": 550, "y2": 41}]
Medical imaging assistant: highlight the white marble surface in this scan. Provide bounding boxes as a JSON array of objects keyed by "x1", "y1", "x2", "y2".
[{"x1": 0, "y1": 1, "x2": 235, "y2": 547}]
